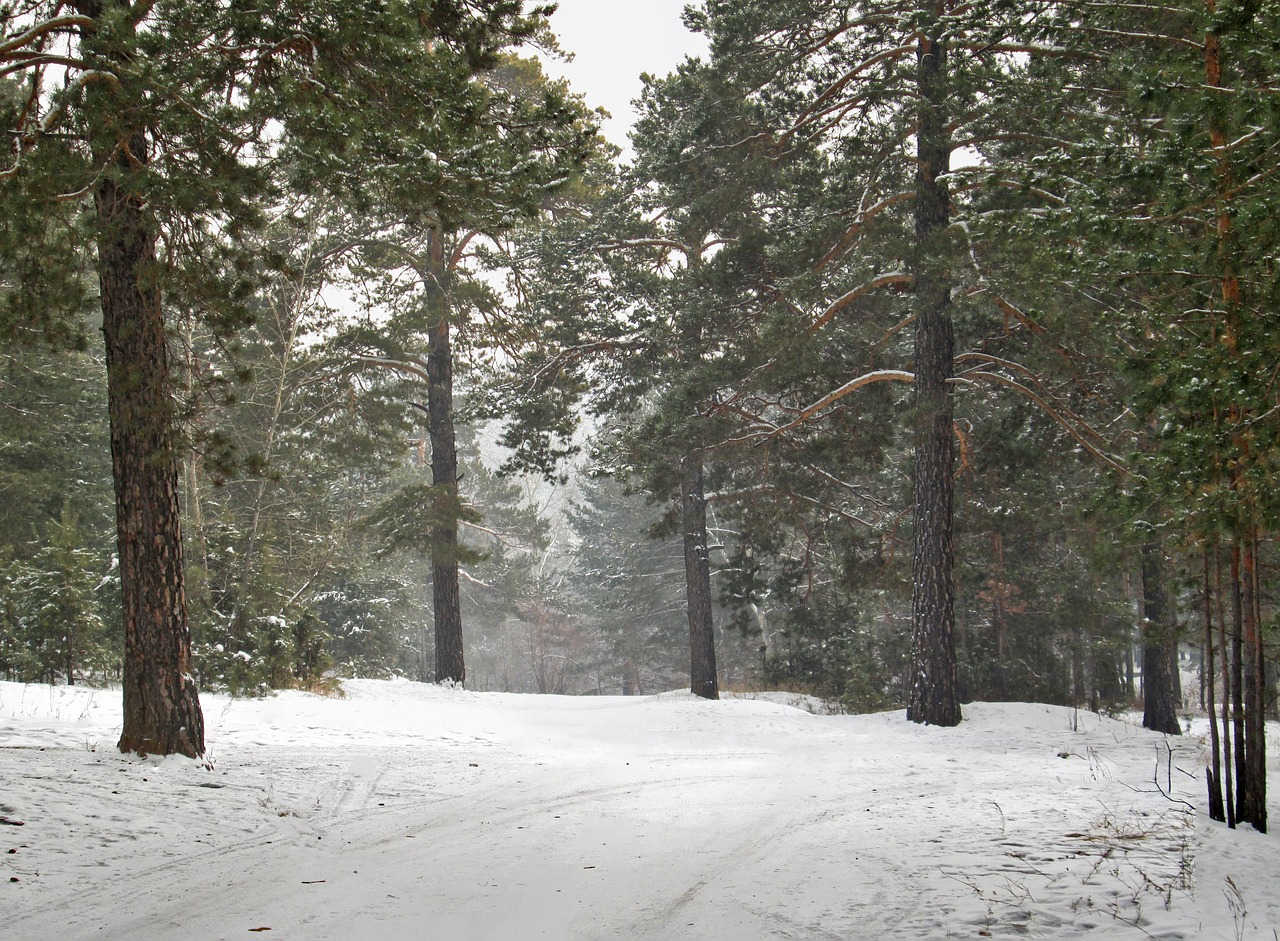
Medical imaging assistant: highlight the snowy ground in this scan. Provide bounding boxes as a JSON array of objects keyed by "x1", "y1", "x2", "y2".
[{"x1": 1, "y1": 679, "x2": 1276, "y2": 940}]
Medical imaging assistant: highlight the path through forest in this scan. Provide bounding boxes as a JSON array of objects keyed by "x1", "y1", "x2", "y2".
[{"x1": 2, "y1": 680, "x2": 1273, "y2": 939}]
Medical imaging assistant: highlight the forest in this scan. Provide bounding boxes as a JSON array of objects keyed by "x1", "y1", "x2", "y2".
[{"x1": 0, "y1": 0, "x2": 1276, "y2": 840}]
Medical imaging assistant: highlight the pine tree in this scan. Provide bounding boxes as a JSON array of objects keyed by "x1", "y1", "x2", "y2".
[
  {"x1": 0, "y1": 508, "x2": 115, "y2": 684},
  {"x1": 477, "y1": 61, "x2": 768, "y2": 700},
  {"x1": 1010, "y1": 0, "x2": 1280, "y2": 828},
  {"x1": 2, "y1": 1, "x2": 568, "y2": 753},
  {"x1": 695, "y1": 0, "x2": 1056, "y2": 724},
  {"x1": 180, "y1": 212, "x2": 418, "y2": 692},
  {"x1": 324, "y1": 53, "x2": 597, "y2": 686}
]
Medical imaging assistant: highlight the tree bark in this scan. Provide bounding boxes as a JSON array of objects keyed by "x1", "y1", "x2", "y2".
[
  {"x1": 1215, "y1": 548, "x2": 1237, "y2": 828},
  {"x1": 991, "y1": 533, "x2": 1008, "y2": 700},
  {"x1": 1239, "y1": 534, "x2": 1266, "y2": 831},
  {"x1": 79, "y1": 0, "x2": 204, "y2": 758},
  {"x1": 682, "y1": 452, "x2": 719, "y2": 700},
  {"x1": 426, "y1": 226, "x2": 465, "y2": 685},
  {"x1": 1230, "y1": 543, "x2": 1246, "y2": 822},
  {"x1": 1139, "y1": 541, "x2": 1180, "y2": 735},
  {"x1": 1204, "y1": 0, "x2": 1265, "y2": 832},
  {"x1": 906, "y1": 21, "x2": 960, "y2": 727},
  {"x1": 1203, "y1": 545, "x2": 1225, "y2": 822},
  {"x1": 96, "y1": 154, "x2": 205, "y2": 757}
]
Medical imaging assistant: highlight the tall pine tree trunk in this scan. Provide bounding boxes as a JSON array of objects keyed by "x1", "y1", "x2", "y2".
[
  {"x1": 1204, "y1": 545, "x2": 1225, "y2": 822},
  {"x1": 1205, "y1": 0, "x2": 1265, "y2": 833},
  {"x1": 1139, "y1": 540, "x2": 1181, "y2": 735},
  {"x1": 1239, "y1": 534, "x2": 1266, "y2": 831},
  {"x1": 81, "y1": 2, "x2": 203, "y2": 758},
  {"x1": 990, "y1": 532, "x2": 1008, "y2": 700},
  {"x1": 96, "y1": 142, "x2": 205, "y2": 757},
  {"x1": 681, "y1": 452, "x2": 718, "y2": 700},
  {"x1": 1230, "y1": 543, "x2": 1247, "y2": 821},
  {"x1": 426, "y1": 226, "x2": 465, "y2": 685},
  {"x1": 1215, "y1": 547, "x2": 1237, "y2": 827},
  {"x1": 906, "y1": 19, "x2": 960, "y2": 727}
]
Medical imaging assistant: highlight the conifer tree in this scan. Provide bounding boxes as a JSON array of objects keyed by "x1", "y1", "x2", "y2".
[
  {"x1": 327, "y1": 53, "x2": 597, "y2": 686},
  {"x1": 507, "y1": 59, "x2": 781, "y2": 700},
  {"x1": 1, "y1": 0, "x2": 571, "y2": 754},
  {"x1": 564, "y1": 469, "x2": 690, "y2": 695},
  {"x1": 1042, "y1": 0, "x2": 1280, "y2": 830},
  {"x1": 695, "y1": 0, "x2": 1078, "y2": 725},
  {"x1": 180, "y1": 211, "x2": 419, "y2": 692}
]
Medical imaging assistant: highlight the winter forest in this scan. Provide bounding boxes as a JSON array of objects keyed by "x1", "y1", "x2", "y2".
[{"x1": 2, "y1": 0, "x2": 1279, "y2": 936}]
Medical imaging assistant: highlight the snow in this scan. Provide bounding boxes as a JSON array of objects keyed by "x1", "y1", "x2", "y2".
[{"x1": 2, "y1": 679, "x2": 1277, "y2": 939}]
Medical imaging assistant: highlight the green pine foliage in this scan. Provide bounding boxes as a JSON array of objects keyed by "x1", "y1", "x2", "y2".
[
  {"x1": 0, "y1": 508, "x2": 116, "y2": 684},
  {"x1": 0, "y1": 310, "x2": 117, "y2": 684}
]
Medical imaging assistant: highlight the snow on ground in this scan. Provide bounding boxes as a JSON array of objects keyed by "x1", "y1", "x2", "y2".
[{"x1": 1, "y1": 679, "x2": 1276, "y2": 940}]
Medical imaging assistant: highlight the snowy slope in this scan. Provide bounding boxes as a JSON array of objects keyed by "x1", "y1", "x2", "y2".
[{"x1": 1, "y1": 679, "x2": 1275, "y2": 940}]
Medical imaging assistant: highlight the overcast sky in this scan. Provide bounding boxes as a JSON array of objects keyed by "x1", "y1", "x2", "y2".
[{"x1": 540, "y1": 0, "x2": 708, "y2": 150}]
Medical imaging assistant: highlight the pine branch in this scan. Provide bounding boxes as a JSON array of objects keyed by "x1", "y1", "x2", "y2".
[
  {"x1": 719, "y1": 369, "x2": 916, "y2": 445},
  {"x1": 952, "y1": 368, "x2": 1129, "y2": 475},
  {"x1": 815, "y1": 191, "x2": 915, "y2": 272},
  {"x1": 809, "y1": 272, "x2": 913, "y2": 333},
  {"x1": 0, "y1": 15, "x2": 95, "y2": 60},
  {"x1": 349, "y1": 354, "x2": 431, "y2": 384},
  {"x1": 778, "y1": 42, "x2": 917, "y2": 147}
]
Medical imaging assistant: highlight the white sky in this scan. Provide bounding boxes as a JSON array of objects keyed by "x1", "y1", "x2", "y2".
[{"x1": 540, "y1": 0, "x2": 708, "y2": 150}]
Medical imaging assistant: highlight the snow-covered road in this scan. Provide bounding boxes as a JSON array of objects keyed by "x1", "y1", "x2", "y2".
[{"x1": 2, "y1": 679, "x2": 1274, "y2": 939}]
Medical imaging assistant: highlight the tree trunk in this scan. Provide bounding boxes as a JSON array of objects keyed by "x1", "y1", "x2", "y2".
[
  {"x1": 79, "y1": 1, "x2": 203, "y2": 758},
  {"x1": 1215, "y1": 547, "x2": 1237, "y2": 828},
  {"x1": 682, "y1": 453, "x2": 719, "y2": 700},
  {"x1": 64, "y1": 590, "x2": 75, "y2": 685},
  {"x1": 1203, "y1": 0, "x2": 1265, "y2": 832},
  {"x1": 1239, "y1": 534, "x2": 1266, "y2": 831},
  {"x1": 1087, "y1": 563, "x2": 1100, "y2": 712},
  {"x1": 991, "y1": 533, "x2": 1008, "y2": 700},
  {"x1": 906, "y1": 22, "x2": 960, "y2": 727},
  {"x1": 1139, "y1": 540, "x2": 1180, "y2": 735},
  {"x1": 96, "y1": 159, "x2": 205, "y2": 757},
  {"x1": 1126, "y1": 646, "x2": 1138, "y2": 703},
  {"x1": 1070, "y1": 629, "x2": 1085, "y2": 708},
  {"x1": 1230, "y1": 543, "x2": 1246, "y2": 822},
  {"x1": 1203, "y1": 545, "x2": 1225, "y2": 822},
  {"x1": 426, "y1": 226, "x2": 465, "y2": 685}
]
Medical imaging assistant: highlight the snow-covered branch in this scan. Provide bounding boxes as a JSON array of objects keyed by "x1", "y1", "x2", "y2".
[
  {"x1": 0, "y1": 15, "x2": 94, "y2": 60},
  {"x1": 809, "y1": 272, "x2": 912, "y2": 333},
  {"x1": 720, "y1": 369, "x2": 915, "y2": 446},
  {"x1": 349, "y1": 354, "x2": 431, "y2": 385},
  {"x1": 597, "y1": 237, "x2": 692, "y2": 256}
]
